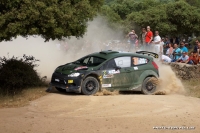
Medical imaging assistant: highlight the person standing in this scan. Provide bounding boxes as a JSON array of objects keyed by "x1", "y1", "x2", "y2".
[
  {"x1": 145, "y1": 26, "x2": 153, "y2": 51},
  {"x1": 152, "y1": 31, "x2": 162, "y2": 54},
  {"x1": 141, "y1": 28, "x2": 147, "y2": 50},
  {"x1": 128, "y1": 30, "x2": 138, "y2": 52}
]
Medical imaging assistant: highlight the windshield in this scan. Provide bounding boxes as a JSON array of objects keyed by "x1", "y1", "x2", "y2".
[{"x1": 74, "y1": 56, "x2": 106, "y2": 66}]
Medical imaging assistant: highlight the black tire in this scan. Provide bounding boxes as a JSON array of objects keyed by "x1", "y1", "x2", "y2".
[
  {"x1": 56, "y1": 87, "x2": 66, "y2": 92},
  {"x1": 141, "y1": 77, "x2": 158, "y2": 95},
  {"x1": 81, "y1": 76, "x2": 100, "y2": 95}
]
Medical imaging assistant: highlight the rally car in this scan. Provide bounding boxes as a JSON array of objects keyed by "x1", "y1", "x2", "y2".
[{"x1": 49, "y1": 50, "x2": 159, "y2": 95}]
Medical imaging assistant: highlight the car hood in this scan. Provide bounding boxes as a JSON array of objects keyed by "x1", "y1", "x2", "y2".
[{"x1": 55, "y1": 63, "x2": 89, "y2": 74}]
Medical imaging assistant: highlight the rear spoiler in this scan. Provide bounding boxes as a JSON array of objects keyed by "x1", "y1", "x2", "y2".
[{"x1": 136, "y1": 51, "x2": 159, "y2": 58}]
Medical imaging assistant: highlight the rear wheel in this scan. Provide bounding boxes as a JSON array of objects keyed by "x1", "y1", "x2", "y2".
[
  {"x1": 55, "y1": 87, "x2": 66, "y2": 92},
  {"x1": 81, "y1": 76, "x2": 99, "y2": 95},
  {"x1": 141, "y1": 77, "x2": 158, "y2": 95}
]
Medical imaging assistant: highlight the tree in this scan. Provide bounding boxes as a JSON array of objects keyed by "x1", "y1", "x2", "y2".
[
  {"x1": 101, "y1": 0, "x2": 200, "y2": 37},
  {"x1": 166, "y1": 1, "x2": 200, "y2": 35},
  {"x1": 126, "y1": 4, "x2": 177, "y2": 36},
  {"x1": 184, "y1": 0, "x2": 200, "y2": 7},
  {"x1": 0, "y1": 0, "x2": 104, "y2": 42}
]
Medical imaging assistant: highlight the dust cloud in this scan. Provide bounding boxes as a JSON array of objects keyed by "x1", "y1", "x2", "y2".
[
  {"x1": 0, "y1": 16, "x2": 185, "y2": 95},
  {"x1": 0, "y1": 16, "x2": 123, "y2": 81},
  {"x1": 155, "y1": 63, "x2": 186, "y2": 95}
]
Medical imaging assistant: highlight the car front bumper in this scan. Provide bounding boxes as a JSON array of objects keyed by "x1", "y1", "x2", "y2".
[{"x1": 50, "y1": 72, "x2": 82, "y2": 93}]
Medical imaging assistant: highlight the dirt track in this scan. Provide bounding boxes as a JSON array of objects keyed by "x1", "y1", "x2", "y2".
[{"x1": 0, "y1": 93, "x2": 200, "y2": 133}]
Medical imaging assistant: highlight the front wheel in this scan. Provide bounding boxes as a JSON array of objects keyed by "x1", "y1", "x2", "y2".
[
  {"x1": 141, "y1": 77, "x2": 158, "y2": 95},
  {"x1": 81, "y1": 76, "x2": 100, "y2": 95}
]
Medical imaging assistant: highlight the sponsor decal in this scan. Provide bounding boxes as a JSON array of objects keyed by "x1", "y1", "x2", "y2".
[
  {"x1": 134, "y1": 67, "x2": 138, "y2": 70},
  {"x1": 108, "y1": 70, "x2": 120, "y2": 74},
  {"x1": 74, "y1": 66, "x2": 88, "y2": 71},
  {"x1": 102, "y1": 70, "x2": 120, "y2": 79},
  {"x1": 103, "y1": 74, "x2": 114, "y2": 79},
  {"x1": 102, "y1": 84, "x2": 111, "y2": 87}
]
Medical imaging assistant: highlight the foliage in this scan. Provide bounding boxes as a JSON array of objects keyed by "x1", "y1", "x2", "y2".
[
  {"x1": 0, "y1": 0, "x2": 104, "y2": 42},
  {"x1": 166, "y1": 1, "x2": 200, "y2": 35},
  {"x1": 0, "y1": 55, "x2": 45, "y2": 96},
  {"x1": 100, "y1": 0, "x2": 200, "y2": 37}
]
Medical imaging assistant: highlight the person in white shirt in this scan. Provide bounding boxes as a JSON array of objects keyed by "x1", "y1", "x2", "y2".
[
  {"x1": 176, "y1": 52, "x2": 189, "y2": 63},
  {"x1": 162, "y1": 55, "x2": 172, "y2": 63},
  {"x1": 152, "y1": 31, "x2": 162, "y2": 54}
]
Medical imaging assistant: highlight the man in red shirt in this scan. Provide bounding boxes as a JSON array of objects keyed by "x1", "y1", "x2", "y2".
[{"x1": 145, "y1": 26, "x2": 153, "y2": 51}]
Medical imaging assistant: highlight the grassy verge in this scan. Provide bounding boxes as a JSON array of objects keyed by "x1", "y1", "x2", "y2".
[
  {"x1": 0, "y1": 87, "x2": 48, "y2": 108},
  {"x1": 182, "y1": 79, "x2": 200, "y2": 98}
]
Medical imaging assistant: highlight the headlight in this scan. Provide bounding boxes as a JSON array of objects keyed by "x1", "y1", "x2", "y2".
[{"x1": 68, "y1": 73, "x2": 80, "y2": 77}]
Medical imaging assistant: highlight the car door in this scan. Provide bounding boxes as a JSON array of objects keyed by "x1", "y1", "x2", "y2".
[
  {"x1": 100, "y1": 57, "x2": 132, "y2": 89},
  {"x1": 111, "y1": 56, "x2": 133, "y2": 89},
  {"x1": 130, "y1": 56, "x2": 149, "y2": 87}
]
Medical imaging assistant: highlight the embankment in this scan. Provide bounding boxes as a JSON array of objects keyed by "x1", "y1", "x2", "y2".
[{"x1": 167, "y1": 63, "x2": 200, "y2": 80}]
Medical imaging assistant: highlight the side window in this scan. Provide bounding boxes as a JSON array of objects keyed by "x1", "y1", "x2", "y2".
[
  {"x1": 114, "y1": 57, "x2": 131, "y2": 68},
  {"x1": 101, "y1": 59, "x2": 116, "y2": 70},
  {"x1": 83, "y1": 57, "x2": 90, "y2": 64},
  {"x1": 132, "y1": 57, "x2": 148, "y2": 66}
]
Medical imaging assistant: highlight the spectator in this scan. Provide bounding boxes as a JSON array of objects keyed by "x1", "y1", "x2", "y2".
[
  {"x1": 176, "y1": 52, "x2": 189, "y2": 63},
  {"x1": 161, "y1": 55, "x2": 172, "y2": 63},
  {"x1": 163, "y1": 37, "x2": 170, "y2": 54},
  {"x1": 171, "y1": 43, "x2": 181, "y2": 62},
  {"x1": 152, "y1": 31, "x2": 162, "y2": 56},
  {"x1": 170, "y1": 36, "x2": 179, "y2": 44},
  {"x1": 145, "y1": 26, "x2": 153, "y2": 51},
  {"x1": 128, "y1": 30, "x2": 138, "y2": 51},
  {"x1": 194, "y1": 39, "x2": 200, "y2": 56},
  {"x1": 141, "y1": 28, "x2": 147, "y2": 50},
  {"x1": 185, "y1": 51, "x2": 199, "y2": 65},
  {"x1": 166, "y1": 43, "x2": 174, "y2": 59},
  {"x1": 180, "y1": 41, "x2": 188, "y2": 55},
  {"x1": 160, "y1": 38, "x2": 165, "y2": 53},
  {"x1": 193, "y1": 39, "x2": 199, "y2": 53},
  {"x1": 164, "y1": 37, "x2": 170, "y2": 47}
]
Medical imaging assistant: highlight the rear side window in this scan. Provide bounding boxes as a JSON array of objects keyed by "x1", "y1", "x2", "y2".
[
  {"x1": 132, "y1": 57, "x2": 148, "y2": 66},
  {"x1": 114, "y1": 56, "x2": 131, "y2": 68}
]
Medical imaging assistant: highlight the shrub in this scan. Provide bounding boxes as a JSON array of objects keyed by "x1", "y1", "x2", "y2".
[{"x1": 0, "y1": 55, "x2": 45, "y2": 96}]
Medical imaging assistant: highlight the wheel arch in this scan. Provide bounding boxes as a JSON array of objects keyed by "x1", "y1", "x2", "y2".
[
  {"x1": 83, "y1": 72, "x2": 102, "y2": 91},
  {"x1": 139, "y1": 70, "x2": 159, "y2": 82}
]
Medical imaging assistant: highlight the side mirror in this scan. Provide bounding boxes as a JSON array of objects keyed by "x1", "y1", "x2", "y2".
[{"x1": 115, "y1": 66, "x2": 121, "y2": 71}]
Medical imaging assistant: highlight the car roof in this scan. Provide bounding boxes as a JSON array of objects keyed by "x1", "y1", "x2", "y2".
[{"x1": 87, "y1": 50, "x2": 153, "y2": 60}]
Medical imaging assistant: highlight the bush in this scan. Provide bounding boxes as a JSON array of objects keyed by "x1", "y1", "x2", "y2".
[{"x1": 0, "y1": 55, "x2": 45, "y2": 96}]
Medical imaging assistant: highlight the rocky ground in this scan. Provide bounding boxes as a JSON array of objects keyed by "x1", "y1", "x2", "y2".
[
  {"x1": 0, "y1": 63, "x2": 200, "y2": 133},
  {"x1": 0, "y1": 94, "x2": 199, "y2": 133}
]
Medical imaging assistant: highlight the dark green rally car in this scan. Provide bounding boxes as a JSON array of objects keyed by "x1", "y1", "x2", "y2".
[{"x1": 50, "y1": 50, "x2": 159, "y2": 95}]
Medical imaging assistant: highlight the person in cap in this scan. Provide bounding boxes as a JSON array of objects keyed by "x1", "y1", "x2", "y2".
[
  {"x1": 176, "y1": 52, "x2": 189, "y2": 63},
  {"x1": 128, "y1": 30, "x2": 138, "y2": 51}
]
